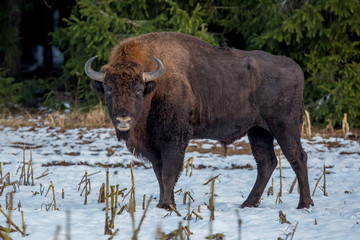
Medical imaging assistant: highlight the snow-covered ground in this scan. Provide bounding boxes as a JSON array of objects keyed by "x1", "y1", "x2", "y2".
[{"x1": 0, "y1": 125, "x2": 359, "y2": 239}]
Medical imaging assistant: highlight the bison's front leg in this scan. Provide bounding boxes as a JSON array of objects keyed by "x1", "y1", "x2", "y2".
[
  {"x1": 151, "y1": 161, "x2": 165, "y2": 208},
  {"x1": 157, "y1": 143, "x2": 186, "y2": 210}
]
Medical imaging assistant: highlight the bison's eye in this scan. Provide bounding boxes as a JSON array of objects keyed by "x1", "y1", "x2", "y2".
[{"x1": 136, "y1": 90, "x2": 143, "y2": 97}]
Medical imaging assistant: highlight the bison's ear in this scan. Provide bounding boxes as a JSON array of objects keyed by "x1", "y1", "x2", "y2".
[
  {"x1": 91, "y1": 81, "x2": 104, "y2": 96},
  {"x1": 144, "y1": 81, "x2": 157, "y2": 96}
]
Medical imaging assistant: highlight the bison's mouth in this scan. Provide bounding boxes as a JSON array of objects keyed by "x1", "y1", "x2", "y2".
[{"x1": 116, "y1": 123, "x2": 131, "y2": 131}]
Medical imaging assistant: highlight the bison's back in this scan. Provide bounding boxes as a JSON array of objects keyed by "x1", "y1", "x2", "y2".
[
  {"x1": 137, "y1": 31, "x2": 303, "y2": 103},
  {"x1": 135, "y1": 32, "x2": 304, "y2": 140}
]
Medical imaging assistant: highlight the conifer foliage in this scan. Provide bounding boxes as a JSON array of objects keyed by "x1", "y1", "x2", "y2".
[{"x1": 52, "y1": 0, "x2": 215, "y2": 108}]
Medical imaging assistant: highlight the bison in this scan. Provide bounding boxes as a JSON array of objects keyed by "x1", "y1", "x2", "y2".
[{"x1": 85, "y1": 32, "x2": 313, "y2": 209}]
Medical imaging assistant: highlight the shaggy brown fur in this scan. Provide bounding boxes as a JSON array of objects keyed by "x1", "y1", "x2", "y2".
[
  {"x1": 108, "y1": 39, "x2": 146, "y2": 66},
  {"x1": 89, "y1": 32, "x2": 313, "y2": 210}
]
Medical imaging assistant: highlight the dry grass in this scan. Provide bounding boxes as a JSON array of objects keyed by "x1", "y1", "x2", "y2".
[
  {"x1": 301, "y1": 110, "x2": 312, "y2": 139},
  {"x1": 0, "y1": 104, "x2": 112, "y2": 130},
  {"x1": 342, "y1": 113, "x2": 350, "y2": 138}
]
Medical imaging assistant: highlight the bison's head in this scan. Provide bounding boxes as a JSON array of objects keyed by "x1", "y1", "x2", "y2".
[{"x1": 85, "y1": 56, "x2": 163, "y2": 132}]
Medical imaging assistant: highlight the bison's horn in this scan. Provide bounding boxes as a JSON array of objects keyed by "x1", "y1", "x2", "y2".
[
  {"x1": 84, "y1": 56, "x2": 105, "y2": 82},
  {"x1": 143, "y1": 57, "x2": 163, "y2": 82}
]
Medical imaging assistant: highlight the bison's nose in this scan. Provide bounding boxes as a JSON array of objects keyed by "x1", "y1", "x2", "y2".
[
  {"x1": 115, "y1": 116, "x2": 132, "y2": 131},
  {"x1": 116, "y1": 116, "x2": 132, "y2": 123}
]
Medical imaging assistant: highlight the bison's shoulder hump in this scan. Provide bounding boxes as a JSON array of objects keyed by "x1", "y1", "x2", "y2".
[{"x1": 109, "y1": 38, "x2": 147, "y2": 66}]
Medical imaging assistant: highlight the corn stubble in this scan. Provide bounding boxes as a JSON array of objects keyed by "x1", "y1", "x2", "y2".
[
  {"x1": 203, "y1": 174, "x2": 223, "y2": 239},
  {"x1": 312, "y1": 164, "x2": 328, "y2": 197},
  {"x1": 0, "y1": 207, "x2": 26, "y2": 237},
  {"x1": 158, "y1": 221, "x2": 192, "y2": 240},
  {"x1": 275, "y1": 153, "x2": 283, "y2": 204},
  {"x1": 183, "y1": 157, "x2": 194, "y2": 177},
  {"x1": 102, "y1": 161, "x2": 153, "y2": 239},
  {"x1": 104, "y1": 168, "x2": 111, "y2": 235},
  {"x1": 44, "y1": 181, "x2": 59, "y2": 211},
  {"x1": 19, "y1": 145, "x2": 34, "y2": 186},
  {"x1": 236, "y1": 209, "x2": 242, "y2": 240},
  {"x1": 78, "y1": 170, "x2": 100, "y2": 205},
  {"x1": 277, "y1": 210, "x2": 300, "y2": 240},
  {"x1": 0, "y1": 147, "x2": 303, "y2": 240}
]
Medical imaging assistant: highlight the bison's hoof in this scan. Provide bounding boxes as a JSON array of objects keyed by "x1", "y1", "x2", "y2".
[
  {"x1": 157, "y1": 202, "x2": 176, "y2": 211},
  {"x1": 156, "y1": 202, "x2": 163, "y2": 208},
  {"x1": 297, "y1": 199, "x2": 314, "y2": 209},
  {"x1": 241, "y1": 201, "x2": 260, "y2": 208}
]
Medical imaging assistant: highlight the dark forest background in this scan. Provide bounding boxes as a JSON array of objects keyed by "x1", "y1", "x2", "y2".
[{"x1": 0, "y1": 0, "x2": 359, "y2": 127}]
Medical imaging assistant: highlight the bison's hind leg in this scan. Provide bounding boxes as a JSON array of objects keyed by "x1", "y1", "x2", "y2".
[
  {"x1": 242, "y1": 127, "x2": 277, "y2": 208},
  {"x1": 270, "y1": 122, "x2": 313, "y2": 209}
]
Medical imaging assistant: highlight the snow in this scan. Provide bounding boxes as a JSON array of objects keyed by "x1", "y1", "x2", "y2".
[{"x1": 0, "y1": 126, "x2": 359, "y2": 239}]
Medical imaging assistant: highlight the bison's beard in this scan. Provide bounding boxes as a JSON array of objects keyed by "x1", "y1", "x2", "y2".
[{"x1": 115, "y1": 128, "x2": 130, "y2": 141}]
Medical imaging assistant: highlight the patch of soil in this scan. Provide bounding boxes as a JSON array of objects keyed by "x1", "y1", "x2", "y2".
[
  {"x1": 76, "y1": 140, "x2": 94, "y2": 145},
  {"x1": 11, "y1": 142, "x2": 43, "y2": 149},
  {"x1": 64, "y1": 152, "x2": 80, "y2": 156},
  {"x1": 89, "y1": 147, "x2": 103, "y2": 152},
  {"x1": 313, "y1": 126, "x2": 359, "y2": 137},
  {"x1": 42, "y1": 161, "x2": 75, "y2": 167},
  {"x1": 324, "y1": 141, "x2": 345, "y2": 149},
  {"x1": 307, "y1": 141, "x2": 346, "y2": 150},
  {"x1": 225, "y1": 163, "x2": 254, "y2": 170},
  {"x1": 186, "y1": 140, "x2": 253, "y2": 156},
  {"x1": 42, "y1": 160, "x2": 151, "y2": 169},
  {"x1": 340, "y1": 151, "x2": 360, "y2": 155},
  {"x1": 186, "y1": 140, "x2": 286, "y2": 156}
]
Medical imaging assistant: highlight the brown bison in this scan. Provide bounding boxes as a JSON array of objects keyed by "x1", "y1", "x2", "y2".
[{"x1": 85, "y1": 32, "x2": 313, "y2": 209}]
